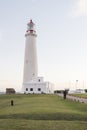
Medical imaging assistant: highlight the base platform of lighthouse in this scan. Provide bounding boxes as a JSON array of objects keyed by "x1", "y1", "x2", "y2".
[{"x1": 23, "y1": 77, "x2": 54, "y2": 94}]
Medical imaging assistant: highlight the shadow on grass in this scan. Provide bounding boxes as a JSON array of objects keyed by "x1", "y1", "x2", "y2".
[{"x1": 0, "y1": 112, "x2": 87, "y2": 121}]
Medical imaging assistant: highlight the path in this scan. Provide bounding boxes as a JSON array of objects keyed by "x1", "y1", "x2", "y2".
[{"x1": 58, "y1": 94, "x2": 87, "y2": 104}]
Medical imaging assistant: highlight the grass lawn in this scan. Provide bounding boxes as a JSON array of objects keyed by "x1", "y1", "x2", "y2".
[{"x1": 0, "y1": 94, "x2": 87, "y2": 130}]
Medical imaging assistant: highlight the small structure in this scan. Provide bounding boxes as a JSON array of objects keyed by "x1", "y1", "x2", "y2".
[
  {"x1": 23, "y1": 77, "x2": 54, "y2": 94},
  {"x1": 68, "y1": 89, "x2": 85, "y2": 94},
  {"x1": 6, "y1": 88, "x2": 16, "y2": 94},
  {"x1": 11, "y1": 100, "x2": 14, "y2": 106}
]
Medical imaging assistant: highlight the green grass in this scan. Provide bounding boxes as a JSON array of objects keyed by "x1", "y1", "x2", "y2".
[
  {"x1": 0, "y1": 94, "x2": 87, "y2": 130},
  {"x1": 70, "y1": 93, "x2": 87, "y2": 99},
  {"x1": 0, "y1": 119, "x2": 87, "y2": 130}
]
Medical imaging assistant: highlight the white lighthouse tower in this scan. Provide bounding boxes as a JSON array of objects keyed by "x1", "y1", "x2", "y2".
[
  {"x1": 23, "y1": 20, "x2": 54, "y2": 94},
  {"x1": 23, "y1": 20, "x2": 38, "y2": 83}
]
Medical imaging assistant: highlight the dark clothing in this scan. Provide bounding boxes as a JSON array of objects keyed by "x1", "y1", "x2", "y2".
[
  {"x1": 63, "y1": 90, "x2": 67, "y2": 99},
  {"x1": 11, "y1": 100, "x2": 14, "y2": 106}
]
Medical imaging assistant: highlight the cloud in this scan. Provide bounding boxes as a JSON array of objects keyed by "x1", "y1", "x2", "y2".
[{"x1": 71, "y1": 0, "x2": 87, "y2": 18}]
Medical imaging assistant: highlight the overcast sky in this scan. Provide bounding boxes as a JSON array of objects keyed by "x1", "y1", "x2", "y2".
[{"x1": 0, "y1": 0, "x2": 87, "y2": 91}]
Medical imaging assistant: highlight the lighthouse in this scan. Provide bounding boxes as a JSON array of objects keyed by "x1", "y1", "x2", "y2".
[
  {"x1": 23, "y1": 20, "x2": 38, "y2": 83},
  {"x1": 22, "y1": 20, "x2": 54, "y2": 94}
]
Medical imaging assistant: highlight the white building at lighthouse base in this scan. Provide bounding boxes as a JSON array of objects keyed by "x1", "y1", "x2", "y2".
[{"x1": 23, "y1": 77, "x2": 54, "y2": 94}]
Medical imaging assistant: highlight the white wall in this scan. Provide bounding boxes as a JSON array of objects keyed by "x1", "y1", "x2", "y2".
[{"x1": 23, "y1": 81, "x2": 54, "y2": 94}]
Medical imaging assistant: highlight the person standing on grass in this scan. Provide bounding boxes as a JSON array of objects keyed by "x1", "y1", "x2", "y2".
[{"x1": 63, "y1": 90, "x2": 67, "y2": 99}]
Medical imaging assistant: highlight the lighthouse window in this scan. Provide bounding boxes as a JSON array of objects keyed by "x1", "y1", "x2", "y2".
[
  {"x1": 30, "y1": 88, "x2": 33, "y2": 91},
  {"x1": 38, "y1": 88, "x2": 41, "y2": 91},
  {"x1": 26, "y1": 88, "x2": 28, "y2": 91}
]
